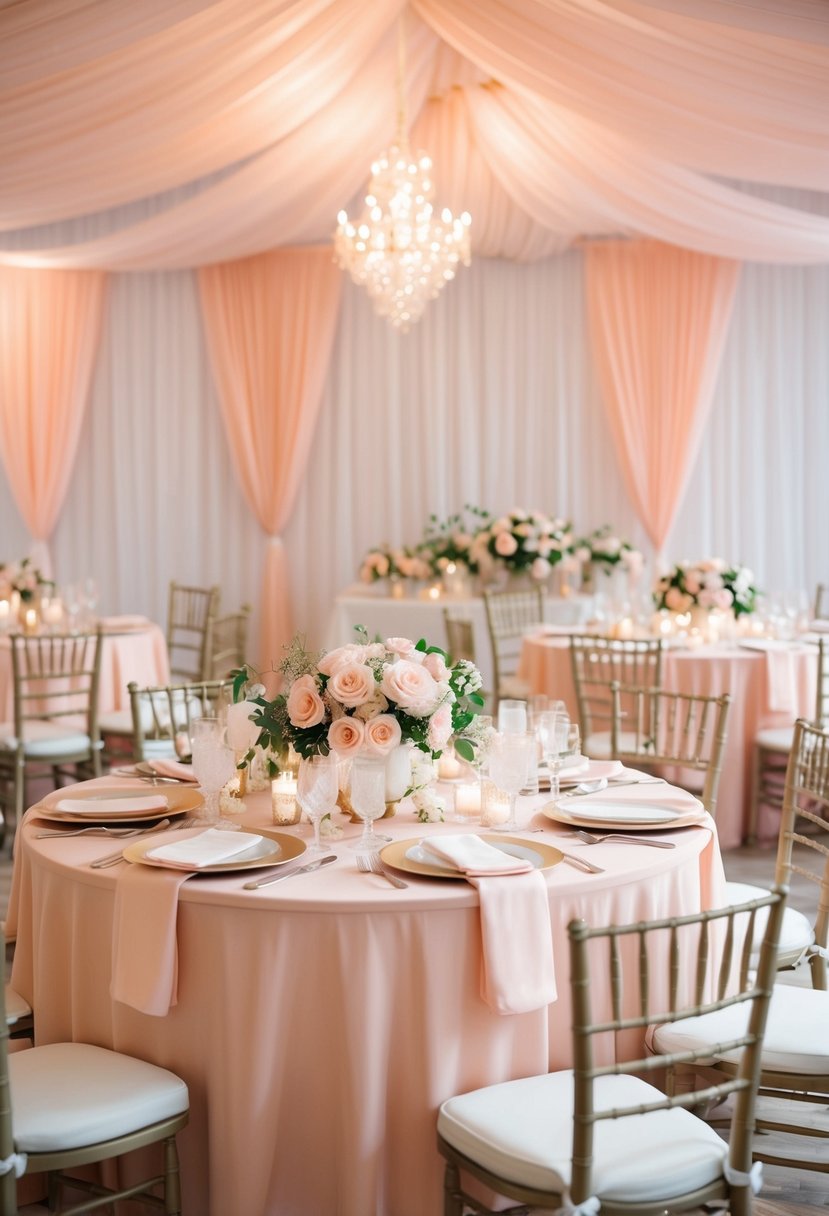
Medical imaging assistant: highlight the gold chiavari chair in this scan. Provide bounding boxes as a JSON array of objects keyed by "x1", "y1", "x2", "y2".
[
  {"x1": 569, "y1": 634, "x2": 663, "y2": 757},
  {"x1": 209, "y1": 605, "x2": 251, "y2": 680},
  {"x1": 128, "y1": 678, "x2": 235, "y2": 762},
  {"x1": 167, "y1": 582, "x2": 221, "y2": 683},
  {"x1": 482, "y1": 587, "x2": 545, "y2": 713}
]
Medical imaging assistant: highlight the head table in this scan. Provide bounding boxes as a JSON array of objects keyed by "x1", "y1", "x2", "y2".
[
  {"x1": 519, "y1": 631, "x2": 817, "y2": 848},
  {"x1": 8, "y1": 778, "x2": 726, "y2": 1216}
]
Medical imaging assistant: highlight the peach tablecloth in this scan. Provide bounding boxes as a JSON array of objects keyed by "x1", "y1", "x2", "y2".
[
  {"x1": 8, "y1": 781, "x2": 726, "y2": 1216},
  {"x1": 0, "y1": 620, "x2": 169, "y2": 720},
  {"x1": 519, "y1": 634, "x2": 817, "y2": 848}
]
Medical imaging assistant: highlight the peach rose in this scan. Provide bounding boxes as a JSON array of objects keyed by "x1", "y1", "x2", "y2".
[
  {"x1": 422, "y1": 651, "x2": 450, "y2": 683},
  {"x1": 364, "y1": 714, "x2": 402, "y2": 756},
  {"x1": 384, "y1": 637, "x2": 417, "y2": 658},
  {"x1": 318, "y1": 644, "x2": 367, "y2": 677},
  {"x1": 327, "y1": 663, "x2": 377, "y2": 708},
  {"x1": 494, "y1": 531, "x2": 518, "y2": 557},
  {"x1": 380, "y1": 660, "x2": 440, "y2": 717},
  {"x1": 327, "y1": 715, "x2": 366, "y2": 756},
  {"x1": 286, "y1": 675, "x2": 326, "y2": 730},
  {"x1": 428, "y1": 704, "x2": 453, "y2": 751},
  {"x1": 665, "y1": 586, "x2": 691, "y2": 612}
]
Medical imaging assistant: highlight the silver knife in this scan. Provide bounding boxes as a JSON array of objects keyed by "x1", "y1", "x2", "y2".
[{"x1": 243, "y1": 853, "x2": 336, "y2": 890}]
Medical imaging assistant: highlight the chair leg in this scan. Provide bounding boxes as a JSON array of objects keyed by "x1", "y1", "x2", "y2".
[
  {"x1": 746, "y1": 743, "x2": 764, "y2": 846},
  {"x1": 164, "y1": 1135, "x2": 183, "y2": 1216},
  {"x1": 444, "y1": 1162, "x2": 464, "y2": 1216}
]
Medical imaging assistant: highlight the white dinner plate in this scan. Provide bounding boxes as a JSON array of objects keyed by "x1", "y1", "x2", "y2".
[
  {"x1": 124, "y1": 830, "x2": 307, "y2": 873},
  {"x1": 380, "y1": 835, "x2": 563, "y2": 879},
  {"x1": 542, "y1": 797, "x2": 706, "y2": 832},
  {"x1": 33, "y1": 785, "x2": 202, "y2": 824}
]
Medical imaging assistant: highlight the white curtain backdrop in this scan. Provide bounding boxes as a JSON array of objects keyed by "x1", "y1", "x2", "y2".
[{"x1": 1, "y1": 246, "x2": 828, "y2": 663}]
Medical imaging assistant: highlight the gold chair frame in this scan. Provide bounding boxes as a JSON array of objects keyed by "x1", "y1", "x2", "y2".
[
  {"x1": 814, "y1": 584, "x2": 829, "y2": 622},
  {"x1": 0, "y1": 630, "x2": 103, "y2": 845},
  {"x1": 128, "y1": 678, "x2": 235, "y2": 762},
  {"x1": 482, "y1": 587, "x2": 544, "y2": 712},
  {"x1": 166, "y1": 582, "x2": 220, "y2": 683},
  {"x1": 569, "y1": 634, "x2": 663, "y2": 751},
  {"x1": 609, "y1": 682, "x2": 731, "y2": 817},
  {"x1": 209, "y1": 605, "x2": 251, "y2": 680},
  {"x1": 438, "y1": 887, "x2": 786, "y2": 1216}
]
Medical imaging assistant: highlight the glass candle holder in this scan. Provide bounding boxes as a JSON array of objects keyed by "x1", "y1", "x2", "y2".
[
  {"x1": 271, "y1": 775, "x2": 301, "y2": 825},
  {"x1": 454, "y1": 780, "x2": 482, "y2": 823},
  {"x1": 480, "y1": 778, "x2": 511, "y2": 828}
]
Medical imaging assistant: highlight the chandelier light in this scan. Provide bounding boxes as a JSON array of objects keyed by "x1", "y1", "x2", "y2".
[{"x1": 334, "y1": 23, "x2": 471, "y2": 333}]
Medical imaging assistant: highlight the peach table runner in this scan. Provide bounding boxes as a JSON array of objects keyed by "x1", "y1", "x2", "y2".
[{"x1": 420, "y1": 835, "x2": 556, "y2": 1014}]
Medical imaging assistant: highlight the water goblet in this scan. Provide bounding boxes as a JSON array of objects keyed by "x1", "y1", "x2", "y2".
[
  {"x1": 191, "y1": 716, "x2": 237, "y2": 826},
  {"x1": 536, "y1": 711, "x2": 572, "y2": 800},
  {"x1": 347, "y1": 756, "x2": 392, "y2": 851},
  {"x1": 297, "y1": 754, "x2": 339, "y2": 856},
  {"x1": 497, "y1": 699, "x2": 527, "y2": 734},
  {"x1": 486, "y1": 732, "x2": 535, "y2": 832}
]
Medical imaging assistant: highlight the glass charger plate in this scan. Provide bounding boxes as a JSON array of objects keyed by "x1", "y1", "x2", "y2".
[
  {"x1": 33, "y1": 785, "x2": 203, "y2": 824},
  {"x1": 379, "y1": 835, "x2": 563, "y2": 879},
  {"x1": 542, "y1": 799, "x2": 706, "y2": 832},
  {"x1": 123, "y1": 830, "x2": 306, "y2": 873}
]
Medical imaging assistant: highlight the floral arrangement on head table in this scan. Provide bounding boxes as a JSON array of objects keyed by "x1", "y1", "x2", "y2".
[
  {"x1": 0, "y1": 557, "x2": 53, "y2": 602},
  {"x1": 653, "y1": 558, "x2": 758, "y2": 617},
  {"x1": 229, "y1": 627, "x2": 485, "y2": 770}
]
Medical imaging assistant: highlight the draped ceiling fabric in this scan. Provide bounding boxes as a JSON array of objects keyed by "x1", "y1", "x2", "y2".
[
  {"x1": 584, "y1": 241, "x2": 740, "y2": 555},
  {"x1": 0, "y1": 266, "x2": 107, "y2": 576},
  {"x1": 0, "y1": 0, "x2": 828, "y2": 270},
  {"x1": 198, "y1": 248, "x2": 343, "y2": 674}
]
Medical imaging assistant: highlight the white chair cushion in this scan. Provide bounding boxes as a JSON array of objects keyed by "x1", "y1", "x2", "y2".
[
  {"x1": 724, "y1": 881, "x2": 813, "y2": 965},
  {"x1": 97, "y1": 709, "x2": 133, "y2": 735},
  {"x1": 583, "y1": 731, "x2": 637, "y2": 760},
  {"x1": 438, "y1": 1070, "x2": 727, "y2": 1204},
  {"x1": 0, "y1": 720, "x2": 90, "y2": 758},
  {"x1": 756, "y1": 726, "x2": 794, "y2": 752},
  {"x1": 10, "y1": 1042, "x2": 189, "y2": 1152},
  {"x1": 648, "y1": 983, "x2": 829, "y2": 1076},
  {"x1": 4, "y1": 985, "x2": 32, "y2": 1025}
]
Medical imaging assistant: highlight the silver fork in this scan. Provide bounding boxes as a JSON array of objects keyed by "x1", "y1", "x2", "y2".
[
  {"x1": 573, "y1": 829, "x2": 676, "y2": 850},
  {"x1": 37, "y1": 824, "x2": 150, "y2": 840},
  {"x1": 356, "y1": 853, "x2": 408, "y2": 888},
  {"x1": 88, "y1": 817, "x2": 200, "y2": 868}
]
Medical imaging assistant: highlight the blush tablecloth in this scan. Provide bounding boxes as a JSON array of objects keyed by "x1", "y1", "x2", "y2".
[
  {"x1": 0, "y1": 619, "x2": 169, "y2": 720},
  {"x1": 8, "y1": 781, "x2": 727, "y2": 1216},
  {"x1": 518, "y1": 634, "x2": 817, "y2": 848}
]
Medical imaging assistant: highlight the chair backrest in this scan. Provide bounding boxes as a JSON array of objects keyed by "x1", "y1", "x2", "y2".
[
  {"x1": 209, "y1": 606, "x2": 251, "y2": 680},
  {"x1": 9, "y1": 630, "x2": 103, "y2": 744},
  {"x1": 442, "y1": 609, "x2": 476, "y2": 665},
  {"x1": 775, "y1": 718, "x2": 829, "y2": 990},
  {"x1": 610, "y1": 682, "x2": 731, "y2": 816},
  {"x1": 814, "y1": 583, "x2": 829, "y2": 621},
  {"x1": 566, "y1": 885, "x2": 786, "y2": 1207},
  {"x1": 815, "y1": 637, "x2": 829, "y2": 728},
  {"x1": 128, "y1": 678, "x2": 234, "y2": 761},
  {"x1": 569, "y1": 634, "x2": 663, "y2": 744},
  {"x1": 482, "y1": 587, "x2": 544, "y2": 706},
  {"x1": 166, "y1": 582, "x2": 221, "y2": 682}
]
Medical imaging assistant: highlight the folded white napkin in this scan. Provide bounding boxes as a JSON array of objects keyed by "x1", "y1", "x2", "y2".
[
  {"x1": 420, "y1": 834, "x2": 533, "y2": 876},
  {"x1": 145, "y1": 828, "x2": 263, "y2": 870},
  {"x1": 53, "y1": 793, "x2": 168, "y2": 817},
  {"x1": 562, "y1": 782, "x2": 700, "y2": 821},
  {"x1": 150, "y1": 758, "x2": 197, "y2": 782}
]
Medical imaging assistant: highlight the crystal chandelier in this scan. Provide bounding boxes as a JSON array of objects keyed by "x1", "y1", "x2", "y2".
[{"x1": 334, "y1": 24, "x2": 471, "y2": 333}]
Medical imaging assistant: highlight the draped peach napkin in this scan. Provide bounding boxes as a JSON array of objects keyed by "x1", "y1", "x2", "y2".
[
  {"x1": 420, "y1": 835, "x2": 556, "y2": 1015},
  {"x1": 149, "y1": 758, "x2": 197, "y2": 782},
  {"x1": 111, "y1": 863, "x2": 191, "y2": 1016},
  {"x1": 762, "y1": 646, "x2": 801, "y2": 715}
]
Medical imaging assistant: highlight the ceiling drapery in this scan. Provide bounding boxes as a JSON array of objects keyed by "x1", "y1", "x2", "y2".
[{"x1": 1, "y1": 0, "x2": 828, "y2": 270}]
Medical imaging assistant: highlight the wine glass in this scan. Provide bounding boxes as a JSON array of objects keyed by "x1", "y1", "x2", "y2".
[
  {"x1": 191, "y1": 716, "x2": 236, "y2": 826},
  {"x1": 82, "y1": 576, "x2": 99, "y2": 625},
  {"x1": 347, "y1": 756, "x2": 392, "y2": 852},
  {"x1": 536, "y1": 711, "x2": 572, "y2": 800},
  {"x1": 486, "y1": 732, "x2": 535, "y2": 832},
  {"x1": 297, "y1": 754, "x2": 339, "y2": 856}
]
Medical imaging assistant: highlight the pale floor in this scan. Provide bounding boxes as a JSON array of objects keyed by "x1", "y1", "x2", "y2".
[{"x1": 2, "y1": 842, "x2": 827, "y2": 1213}]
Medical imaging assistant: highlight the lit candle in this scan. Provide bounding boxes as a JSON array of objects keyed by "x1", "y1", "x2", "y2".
[
  {"x1": 44, "y1": 598, "x2": 64, "y2": 627},
  {"x1": 427, "y1": 584, "x2": 441, "y2": 600},
  {"x1": 616, "y1": 616, "x2": 634, "y2": 640},
  {"x1": 455, "y1": 781, "x2": 481, "y2": 820},
  {"x1": 480, "y1": 779, "x2": 510, "y2": 827},
  {"x1": 271, "y1": 774, "x2": 300, "y2": 825},
  {"x1": 437, "y1": 752, "x2": 463, "y2": 780},
  {"x1": 0, "y1": 601, "x2": 8, "y2": 625},
  {"x1": 23, "y1": 607, "x2": 38, "y2": 635}
]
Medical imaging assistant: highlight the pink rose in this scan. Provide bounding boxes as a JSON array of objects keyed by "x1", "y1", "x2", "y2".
[
  {"x1": 684, "y1": 572, "x2": 701, "y2": 595},
  {"x1": 422, "y1": 651, "x2": 450, "y2": 683},
  {"x1": 531, "y1": 557, "x2": 552, "y2": 581},
  {"x1": 665, "y1": 586, "x2": 691, "y2": 612},
  {"x1": 327, "y1": 663, "x2": 377, "y2": 708},
  {"x1": 384, "y1": 637, "x2": 417, "y2": 658},
  {"x1": 428, "y1": 704, "x2": 453, "y2": 751},
  {"x1": 494, "y1": 531, "x2": 518, "y2": 557},
  {"x1": 327, "y1": 715, "x2": 366, "y2": 756},
  {"x1": 364, "y1": 714, "x2": 402, "y2": 756},
  {"x1": 318, "y1": 644, "x2": 367, "y2": 676},
  {"x1": 380, "y1": 660, "x2": 441, "y2": 717},
  {"x1": 286, "y1": 674, "x2": 326, "y2": 730},
  {"x1": 715, "y1": 588, "x2": 734, "y2": 610}
]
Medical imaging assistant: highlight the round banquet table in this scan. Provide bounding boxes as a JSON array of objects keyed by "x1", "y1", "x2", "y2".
[
  {"x1": 0, "y1": 617, "x2": 169, "y2": 720},
  {"x1": 8, "y1": 780, "x2": 727, "y2": 1216},
  {"x1": 518, "y1": 633, "x2": 817, "y2": 848}
]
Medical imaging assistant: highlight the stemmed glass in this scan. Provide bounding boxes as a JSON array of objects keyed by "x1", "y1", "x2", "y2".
[
  {"x1": 82, "y1": 576, "x2": 99, "y2": 626},
  {"x1": 487, "y1": 732, "x2": 536, "y2": 832},
  {"x1": 536, "y1": 711, "x2": 572, "y2": 800},
  {"x1": 191, "y1": 716, "x2": 236, "y2": 826},
  {"x1": 347, "y1": 756, "x2": 392, "y2": 852},
  {"x1": 297, "y1": 754, "x2": 339, "y2": 857}
]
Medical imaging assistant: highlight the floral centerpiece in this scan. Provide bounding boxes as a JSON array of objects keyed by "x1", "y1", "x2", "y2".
[
  {"x1": 419, "y1": 505, "x2": 491, "y2": 577},
  {"x1": 574, "y1": 526, "x2": 644, "y2": 580},
  {"x1": 231, "y1": 630, "x2": 485, "y2": 820},
  {"x1": 358, "y1": 543, "x2": 431, "y2": 585},
  {"x1": 653, "y1": 559, "x2": 758, "y2": 618},
  {"x1": 0, "y1": 558, "x2": 53, "y2": 603},
  {"x1": 470, "y1": 508, "x2": 573, "y2": 583}
]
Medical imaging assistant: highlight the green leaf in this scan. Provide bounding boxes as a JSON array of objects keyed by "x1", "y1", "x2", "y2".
[
  {"x1": 415, "y1": 638, "x2": 427, "y2": 652},
  {"x1": 469, "y1": 693, "x2": 485, "y2": 707},
  {"x1": 454, "y1": 738, "x2": 475, "y2": 762}
]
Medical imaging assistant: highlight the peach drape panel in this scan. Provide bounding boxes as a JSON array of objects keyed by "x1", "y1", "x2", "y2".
[
  {"x1": 0, "y1": 266, "x2": 107, "y2": 572},
  {"x1": 198, "y1": 247, "x2": 342, "y2": 673},
  {"x1": 2, "y1": 2, "x2": 829, "y2": 269},
  {"x1": 584, "y1": 239, "x2": 739, "y2": 554}
]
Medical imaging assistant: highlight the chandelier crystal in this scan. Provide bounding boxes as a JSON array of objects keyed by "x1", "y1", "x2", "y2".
[{"x1": 334, "y1": 26, "x2": 471, "y2": 332}]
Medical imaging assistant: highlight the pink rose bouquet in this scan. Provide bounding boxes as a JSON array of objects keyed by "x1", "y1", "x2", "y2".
[
  {"x1": 0, "y1": 557, "x2": 53, "y2": 603},
  {"x1": 232, "y1": 630, "x2": 485, "y2": 763},
  {"x1": 653, "y1": 559, "x2": 758, "y2": 618},
  {"x1": 470, "y1": 508, "x2": 573, "y2": 581}
]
